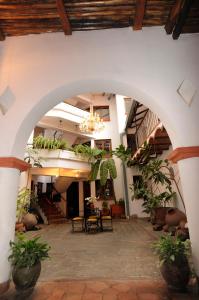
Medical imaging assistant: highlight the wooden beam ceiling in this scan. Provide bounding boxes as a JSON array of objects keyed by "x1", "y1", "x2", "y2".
[
  {"x1": 165, "y1": 0, "x2": 183, "y2": 34},
  {"x1": 133, "y1": 0, "x2": 147, "y2": 30},
  {"x1": 56, "y1": 0, "x2": 72, "y2": 35},
  {"x1": 173, "y1": 0, "x2": 194, "y2": 39}
]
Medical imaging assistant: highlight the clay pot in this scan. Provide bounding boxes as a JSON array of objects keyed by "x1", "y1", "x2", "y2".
[
  {"x1": 15, "y1": 223, "x2": 26, "y2": 232},
  {"x1": 160, "y1": 257, "x2": 190, "y2": 292},
  {"x1": 110, "y1": 204, "x2": 125, "y2": 218},
  {"x1": 151, "y1": 207, "x2": 169, "y2": 226},
  {"x1": 22, "y1": 213, "x2": 37, "y2": 230},
  {"x1": 12, "y1": 261, "x2": 41, "y2": 294},
  {"x1": 165, "y1": 208, "x2": 186, "y2": 227}
]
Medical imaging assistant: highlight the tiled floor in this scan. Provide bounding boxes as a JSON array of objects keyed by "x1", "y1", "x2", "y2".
[
  {"x1": 26, "y1": 219, "x2": 162, "y2": 281},
  {"x1": 1, "y1": 279, "x2": 198, "y2": 300},
  {"x1": 1, "y1": 219, "x2": 198, "y2": 299}
]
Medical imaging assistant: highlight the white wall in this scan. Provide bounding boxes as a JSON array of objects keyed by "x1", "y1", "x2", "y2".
[{"x1": 0, "y1": 27, "x2": 198, "y2": 160}]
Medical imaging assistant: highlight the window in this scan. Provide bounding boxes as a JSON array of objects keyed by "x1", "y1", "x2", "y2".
[
  {"x1": 95, "y1": 179, "x2": 115, "y2": 201},
  {"x1": 95, "y1": 139, "x2": 112, "y2": 153},
  {"x1": 93, "y1": 106, "x2": 110, "y2": 121}
]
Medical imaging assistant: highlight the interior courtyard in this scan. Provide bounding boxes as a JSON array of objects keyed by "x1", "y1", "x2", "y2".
[{"x1": 0, "y1": 1, "x2": 199, "y2": 299}]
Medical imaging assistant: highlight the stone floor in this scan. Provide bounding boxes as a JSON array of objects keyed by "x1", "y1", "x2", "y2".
[
  {"x1": 27, "y1": 219, "x2": 162, "y2": 281},
  {"x1": 1, "y1": 219, "x2": 198, "y2": 299}
]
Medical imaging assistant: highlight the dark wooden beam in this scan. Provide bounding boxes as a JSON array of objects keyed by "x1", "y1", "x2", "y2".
[
  {"x1": 165, "y1": 0, "x2": 183, "y2": 34},
  {"x1": 0, "y1": 28, "x2": 5, "y2": 41},
  {"x1": 135, "y1": 108, "x2": 149, "y2": 117},
  {"x1": 56, "y1": 0, "x2": 72, "y2": 35},
  {"x1": 133, "y1": 0, "x2": 147, "y2": 30},
  {"x1": 173, "y1": 0, "x2": 194, "y2": 39}
]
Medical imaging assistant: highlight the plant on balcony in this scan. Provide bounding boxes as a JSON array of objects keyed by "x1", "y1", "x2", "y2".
[
  {"x1": 33, "y1": 135, "x2": 68, "y2": 150},
  {"x1": 113, "y1": 144, "x2": 132, "y2": 163},
  {"x1": 73, "y1": 144, "x2": 117, "y2": 186}
]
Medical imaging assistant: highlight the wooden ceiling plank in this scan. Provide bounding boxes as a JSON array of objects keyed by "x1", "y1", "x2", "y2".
[
  {"x1": 165, "y1": 0, "x2": 183, "y2": 34},
  {"x1": 0, "y1": 28, "x2": 5, "y2": 41},
  {"x1": 56, "y1": 0, "x2": 72, "y2": 35},
  {"x1": 173, "y1": 0, "x2": 194, "y2": 40},
  {"x1": 133, "y1": 0, "x2": 147, "y2": 30}
]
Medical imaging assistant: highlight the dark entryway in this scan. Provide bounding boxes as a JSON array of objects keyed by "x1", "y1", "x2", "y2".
[{"x1": 67, "y1": 182, "x2": 79, "y2": 218}]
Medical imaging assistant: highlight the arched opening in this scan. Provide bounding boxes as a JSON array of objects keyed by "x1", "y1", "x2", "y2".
[
  {"x1": 15, "y1": 89, "x2": 185, "y2": 284},
  {"x1": 10, "y1": 79, "x2": 177, "y2": 159}
]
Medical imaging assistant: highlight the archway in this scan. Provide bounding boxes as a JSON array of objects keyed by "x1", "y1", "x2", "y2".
[{"x1": 10, "y1": 79, "x2": 176, "y2": 159}]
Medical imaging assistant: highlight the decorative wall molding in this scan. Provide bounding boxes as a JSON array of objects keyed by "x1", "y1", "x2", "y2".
[
  {"x1": 167, "y1": 146, "x2": 199, "y2": 163},
  {"x1": 0, "y1": 157, "x2": 30, "y2": 171}
]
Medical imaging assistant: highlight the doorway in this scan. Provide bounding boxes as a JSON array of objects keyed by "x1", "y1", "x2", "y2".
[{"x1": 67, "y1": 182, "x2": 79, "y2": 218}]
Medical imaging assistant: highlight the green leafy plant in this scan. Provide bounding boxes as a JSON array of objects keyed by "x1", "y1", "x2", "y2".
[
  {"x1": 153, "y1": 235, "x2": 190, "y2": 265},
  {"x1": 33, "y1": 135, "x2": 68, "y2": 150},
  {"x1": 9, "y1": 234, "x2": 50, "y2": 268},
  {"x1": 117, "y1": 198, "x2": 125, "y2": 206},
  {"x1": 16, "y1": 188, "x2": 31, "y2": 222},
  {"x1": 130, "y1": 158, "x2": 177, "y2": 214},
  {"x1": 72, "y1": 144, "x2": 117, "y2": 186},
  {"x1": 114, "y1": 144, "x2": 132, "y2": 162},
  {"x1": 73, "y1": 144, "x2": 106, "y2": 162}
]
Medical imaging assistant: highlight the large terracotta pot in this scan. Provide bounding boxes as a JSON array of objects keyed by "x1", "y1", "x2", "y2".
[
  {"x1": 165, "y1": 208, "x2": 187, "y2": 227},
  {"x1": 151, "y1": 207, "x2": 169, "y2": 225},
  {"x1": 22, "y1": 213, "x2": 38, "y2": 230},
  {"x1": 110, "y1": 204, "x2": 125, "y2": 218},
  {"x1": 160, "y1": 257, "x2": 190, "y2": 292},
  {"x1": 12, "y1": 261, "x2": 41, "y2": 293}
]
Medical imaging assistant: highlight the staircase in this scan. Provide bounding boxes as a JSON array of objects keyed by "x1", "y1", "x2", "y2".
[{"x1": 38, "y1": 197, "x2": 67, "y2": 224}]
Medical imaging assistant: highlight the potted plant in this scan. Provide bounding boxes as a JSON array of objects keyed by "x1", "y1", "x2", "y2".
[
  {"x1": 8, "y1": 234, "x2": 50, "y2": 295},
  {"x1": 153, "y1": 234, "x2": 190, "y2": 291}
]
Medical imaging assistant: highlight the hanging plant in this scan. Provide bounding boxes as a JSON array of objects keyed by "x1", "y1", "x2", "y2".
[
  {"x1": 100, "y1": 160, "x2": 109, "y2": 186},
  {"x1": 107, "y1": 158, "x2": 117, "y2": 179}
]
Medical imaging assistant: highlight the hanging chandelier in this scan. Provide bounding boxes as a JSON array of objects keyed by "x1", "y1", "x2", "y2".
[{"x1": 79, "y1": 105, "x2": 105, "y2": 133}]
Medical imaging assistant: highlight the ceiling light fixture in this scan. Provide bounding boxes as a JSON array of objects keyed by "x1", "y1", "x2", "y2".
[{"x1": 79, "y1": 105, "x2": 105, "y2": 133}]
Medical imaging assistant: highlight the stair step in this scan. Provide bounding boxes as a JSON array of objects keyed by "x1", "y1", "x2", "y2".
[{"x1": 49, "y1": 218, "x2": 67, "y2": 224}]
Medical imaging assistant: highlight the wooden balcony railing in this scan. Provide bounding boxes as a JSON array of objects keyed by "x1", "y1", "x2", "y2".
[{"x1": 136, "y1": 110, "x2": 160, "y2": 148}]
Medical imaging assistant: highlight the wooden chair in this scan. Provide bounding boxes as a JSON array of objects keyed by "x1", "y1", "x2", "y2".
[
  {"x1": 71, "y1": 216, "x2": 84, "y2": 232},
  {"x1": 101, "y1": 210, "x2": 113, "y2": 231}
]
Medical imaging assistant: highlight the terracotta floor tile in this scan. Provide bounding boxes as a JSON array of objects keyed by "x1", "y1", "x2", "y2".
[
  {"x1": 62, "y1": 294, "x2": 82, "y2": 300},
  {"x1": 101, "y1": 287, "x2": 119, "y2": 296},
  {"x1": 137, "y1": 293, "x2": 165, "y2": 300},
  {"x1": 118, "y1": 291, "x2": 138, "y2": 300},
  {"x1": 102, "y1": 294, "x2": 118, "y2": 300},
  {"x1": 112, "y1": 282, "x2": 132, "y2": 293},
  {"x1": 85, "y1": 281, "x2": 109, "y2": 292},
  {"x1": 82, "y1": 292, "x2": 103, "y2": 300},
  {"x1": 64, "y1": 281, "x2": 86, "y2": 294},
  {"x1": 46, "y1": 289, "x2": 65, "y2": 300}
]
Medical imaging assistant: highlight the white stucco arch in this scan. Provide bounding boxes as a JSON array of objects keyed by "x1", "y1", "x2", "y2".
[{"x1": 11, "y1": 78, "x2": 176, "y2": 158}]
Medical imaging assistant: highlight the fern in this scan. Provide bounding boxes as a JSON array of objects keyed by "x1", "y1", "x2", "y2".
[
  {"x1": 100, "y1": 160, "x2": 109, "y2": 186},
  {"x1": 107, "y1": 158, "x2": 117, "y2": 179},
  {"x1": 89, "y1": 160, "x2": 100, "y2": 181}
]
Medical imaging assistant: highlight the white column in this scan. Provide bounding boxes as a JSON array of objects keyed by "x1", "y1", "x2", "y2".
[
  {"x1": 78, "y1": 181, "x2": 84, "y2": 216},
  {"x1": 0, "y1": 168, "x2": 20, "y2": 285},
  {"x1": 178, "y1": 157, "x2": 199, "y2": 276}
]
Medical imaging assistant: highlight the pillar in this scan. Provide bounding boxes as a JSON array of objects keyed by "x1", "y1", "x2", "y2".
[
  {"x1": 0, "y1": 157, "x2": 30, "y2": 294},
  {"x1": 78, "y1": 181, "x2": 84, "y2": 216},
  {"x1": 168, "y1": 147, "x2": 199, "y2": 277}
]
